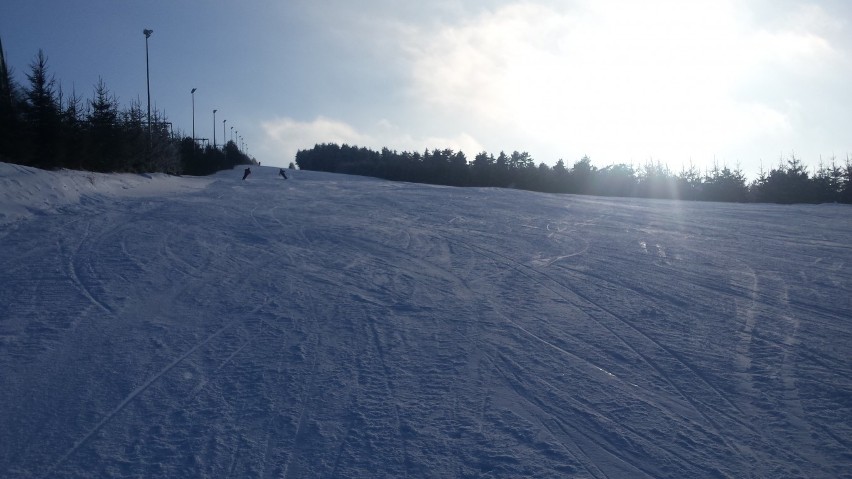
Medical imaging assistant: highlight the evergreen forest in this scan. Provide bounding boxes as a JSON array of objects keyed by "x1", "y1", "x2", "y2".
[
  {"x1": 296, "y1": 144, "x2": 852, "y2": 204},
  {"x1": 0, "y1": 42, "x2": 255, "y2": 176}
]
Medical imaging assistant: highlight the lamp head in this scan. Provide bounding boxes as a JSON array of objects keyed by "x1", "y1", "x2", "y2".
[
  {"x1": 191, "y1": 88, "x2": 197, "y2": 94},
  {"x1": 143, "y1": 29, "x2": 153, "y2": 38}
]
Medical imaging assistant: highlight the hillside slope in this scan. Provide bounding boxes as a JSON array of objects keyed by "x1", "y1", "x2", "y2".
[{"x1": 1, "y1": 163, "x2": 850, "y2": 478}]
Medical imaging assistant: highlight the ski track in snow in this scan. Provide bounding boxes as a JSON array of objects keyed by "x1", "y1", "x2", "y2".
[
  {"x1": 1, "y1": 164, "x2": 851, "y2": 478},
  {"x1": 436, "y1": 223, "x2": 753, "y2": 475}
]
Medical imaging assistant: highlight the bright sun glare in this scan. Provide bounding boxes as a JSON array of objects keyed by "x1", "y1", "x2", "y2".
[{"x1": 407, "y1": 0, "x2": 834, "y2": 171}]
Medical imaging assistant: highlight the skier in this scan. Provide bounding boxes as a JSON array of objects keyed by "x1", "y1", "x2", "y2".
[
  {"x1": 242, "y1": 167, "x2": 251, "y2": 180},
  {"x1": 279, "y1": 168, "x2": 288, "y2": 179}
]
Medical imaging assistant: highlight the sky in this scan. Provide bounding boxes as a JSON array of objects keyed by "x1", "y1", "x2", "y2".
[{"x1": 2, "y1": 0, "x2": 851, "y2": 179}]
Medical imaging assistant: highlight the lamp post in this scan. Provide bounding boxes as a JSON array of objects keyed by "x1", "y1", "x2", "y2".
[
  {"x1": 235, "y1": 130, "x2": 239, "y2": 148},
  {"x1": 143, "y1": 29, "x2": 153, "y2": 139},
  {"x1": 230, "y1": 126, "x2": 233, "y2": 143},
  {"x1": 222, "y1": 119, "x2": 226, "y2": 150},
  {"x1": 190, "y1": 88, "x2": 197, "y2": 143},
  {"x1": 213, "y1": 109, "x2": 217, "y2": 148}
]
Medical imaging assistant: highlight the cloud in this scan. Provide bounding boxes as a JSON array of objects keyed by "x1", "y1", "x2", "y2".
[
  {"x1": 259, "y1": 116, "x2": 486, "y2": 167},
  {"x1": 372, "y1": 119, "x2": 486, "y2": 156},
  {"x1": 399, "y1": 0, "x2": 849, "y2": 173},
  {"x1": 259, "y1": 117, "x2": 368, "y2": 166},
  {"x1": 256, "y1": 0, "x2": 849, "y2": 176}
]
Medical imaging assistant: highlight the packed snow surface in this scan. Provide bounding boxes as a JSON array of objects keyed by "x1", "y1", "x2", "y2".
[{"x1": 1, "y1": 162, "x2": 850, "y2": 478}]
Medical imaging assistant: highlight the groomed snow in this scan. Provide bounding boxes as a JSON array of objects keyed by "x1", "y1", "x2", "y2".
[{"x1": 1, "y1": 162, "x2": 850, "y2": 478}]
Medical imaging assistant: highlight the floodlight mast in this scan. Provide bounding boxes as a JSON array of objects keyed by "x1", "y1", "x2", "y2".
[
  {"x1": 191, "y1": 88, "x2": 197, "y2": 142},
  {"x1": 143, "y1": 29, "x2": 153, "y2": 140}
]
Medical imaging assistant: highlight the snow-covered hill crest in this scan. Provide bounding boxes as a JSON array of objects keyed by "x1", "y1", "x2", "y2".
[{"x1": 0, "y1": 162, "x2": 212, "y2": 227}]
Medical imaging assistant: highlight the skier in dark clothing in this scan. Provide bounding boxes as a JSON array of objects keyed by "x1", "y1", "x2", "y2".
[
  {"x1": 242, "y1": 167, "x2": 251, "y2": 180},
  {"x1": 279, "y1": 168, "x2": 288, "y2": 179}
]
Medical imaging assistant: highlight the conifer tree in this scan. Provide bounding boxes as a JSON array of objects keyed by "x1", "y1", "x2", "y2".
[
  {"x1": 24, "y1": 49, "x2": 61, "y2": 168},
  {"x1": 61, "y1": 85, "x2": 85, "y2": 169},
  {"x1": 121, "y1": 98, "x2": 147, "y2": 171},
  {"x1": 842, "y1": 157, "x2": 852, "y2": 203},
  {"x1": 0, "y1": 36, "x2": 21, "y2": 161},
  {"x1": 86, "y1": 77, "x2": 119, "y2": 171}
]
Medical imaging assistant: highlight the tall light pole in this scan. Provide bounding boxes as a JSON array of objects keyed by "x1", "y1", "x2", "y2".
[
  {"x1": 230, "y1": 126, "x2": 233, "y2": 143},
  {"x1": 143, "y1": 29, "x2": 153, "y2": 140},
  {"x1": 223, "y1": 119, "x2": 227, "y2": 149},
  {"x1": 190, "y1": 87, "x2": 197, "y2": 142},
  {"x1": 213, "y1": 109, "x2": 217, "y2": 148},
  {"x1": 235, "y1": 130, "x2": 239, "y2": 147}
]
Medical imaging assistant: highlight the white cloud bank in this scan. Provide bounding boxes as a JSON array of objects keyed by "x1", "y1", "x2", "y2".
[
  {"x1": 259, "y1": 0, "x2": 850, "y2": 177},
  {"x1": 260, "y1": 117, "x2": 485, "y2": 167},
  {"x1": 403, "y1": 0, "x2": 849, "y2": 174},
  {"x1": 260, "y1": 117, "x2": 369, "y2": 166}
]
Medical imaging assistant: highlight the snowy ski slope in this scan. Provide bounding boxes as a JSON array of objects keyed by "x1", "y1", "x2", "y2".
[{"x1": 1, "y1": 162, "x2": 851, "y2": 478}]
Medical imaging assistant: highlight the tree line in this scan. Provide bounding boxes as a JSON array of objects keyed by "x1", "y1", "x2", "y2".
[
  {"x1": 0, "y1": 40, "x2": 254, "y2": 175},
  {"x1": 296, "y1": 143, "x2": 852, "y2": 204}
]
